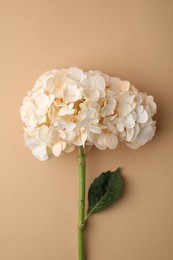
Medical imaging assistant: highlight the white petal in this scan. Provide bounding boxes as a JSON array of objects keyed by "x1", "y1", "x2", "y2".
[
  {"x1": 32, "y1": 144, "x2": 48, "y2": 161},
  {"x1": 66, "y1": 67, "x2": 85, "y2": 81},
  {"x1": 83, "y1": 88, "x2": 100, "y2": 100},
  {"x1": 25, "y1": 138, "x2": 40, "y2": 149},
  {"x1": 26, "y1": 111, "x2": 37, "y2": 128},
  {"x1": 36, "y1": 114, "x2": 46, "y2": 124},
  {"x1": 131, "y1": 124, "x2": 140, "y2": 141},
  {"x1": 52, "y1": 143, "x2": 62, "y2": 157},
  {"x1": 39, "y1": 125, "x2": 49, "y2": 144},
  {"x1": 98, "y1": 134, "x2": 106, "y2": 146},
  {"x1": 64, "y1": 144, "x2": 75, "y2": 153},
  {"x1": 87, "y1": 130, "x2": 95, "y2": 143},
  {"x1": 58, "y1": 129, "x2": 66, "y2": 139},
  {"x1": 78, "y1": 109, "x2": 95, "y2": 121},
  {"x1": 119, "y1": 93, "x2": 134, "y2": 116},
  {"x1": 123, "y1": 113, "x2": 135, "y2": 128},
  {"x1": 73, "y1": 136, "x2": 83, "y2": 146},
  {"x1": 87, "y1": 75, "x2": 105, "y2": 90},
  {"x1": 52, "y1": 83, "x2": 64, "y2": 98},
  {"x1": 137, "y1": 109, "x2": 148, "y2": 123},
  {"x1": 65, "y1": 131, "x2": 76, "y2": 141},
  {"x1": 61, "y1": 142, "x2": 66, "y2": 150},
  {"x1": 36, "y1": 107, "x2": 47, "y2": 116},
  {"x1": 35, "y1": 94, "x2": 49, "y2": 108},
  {"x1": 121, "y1": 80, "x2": 130, "y2": 91},
  {"x1": 49, "y1": 94, "x2": 55, "y2": 104},
  {"x1": 58, "y1": 107, "x2": 75, "y2": 116},
  {"x1": 127, "y1": 124, "x2": 156, "y2": 148},
  {"x1": 21, "y1": 101, "x2": 37, "y2": 128},
  {"x1": 94, "y1": 140, "x2": 107, "y2": 150},
  {"x1": 116, "y1": 121, "x2": 124, "y2": 132},
  {"x1": 89, "y1": 126, "x2": 102, "y2": 134},
  {"x1": 105, "y1": 134, "x2": 118, "y2": 150},
  {"x1": 56, "y1": 120, "x2": 76, "y2": 131},
  {"x1": 83, "y1": 75, "x2": 106, "y2": 100},
  {"x1": 80, "y1": 128, "x2": 87, "y2": 146},
  {"x1": 106, "y1": 122, "x2": 117, "y2": 133},
  {"x1": 110, "y1": 78, "x2": 122, "y2": 94},
  {"x1": 44, "y1": 76, "x2": 56, "y2": 92},
  {"x1": 121, "y1": 104, "x2": 132, "y2": 116},
  {"x1": 63, "y1": 83, "x2": 81, "y2": 102},
  {"x1": 125, "y1": 128, "x2": 134, "y2": 142}
]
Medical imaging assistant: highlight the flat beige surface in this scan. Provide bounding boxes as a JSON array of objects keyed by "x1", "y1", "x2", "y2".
[{"x1": 0, "y1": 0, "x2": 173, "y2": 259}]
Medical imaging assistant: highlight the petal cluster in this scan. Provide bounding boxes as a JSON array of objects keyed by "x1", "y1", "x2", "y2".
[{"x1": 21, "y1": 67, "x2": 157, "y2": 160}]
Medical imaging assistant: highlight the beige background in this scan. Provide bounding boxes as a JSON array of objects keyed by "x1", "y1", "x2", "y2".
[{"x1": 0, "y1": 0, "x2": 173, "y2": 259}]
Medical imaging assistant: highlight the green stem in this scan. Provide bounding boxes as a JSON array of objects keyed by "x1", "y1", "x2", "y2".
[{"x1": 78, "y1": 146, "x2": 86, "y2": 260}]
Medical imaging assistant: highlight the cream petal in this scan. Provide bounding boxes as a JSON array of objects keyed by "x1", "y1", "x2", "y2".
[
  {"x1": 49, "y1": 94, "x2": 55, "y2": 104},
  {"x1": 32, "y1": 145, "x2": 48, "y2": 161},
  {"x1": 52, "y1": 143, "x2": 62, "y2": 157},
  {"x1": 135, "y1": 93, "x2": 143, "y2": 104},
  {"x1": 58, "y1": 107, "x2": 75, "y2": 116},
  {"x1": 128, "y1": 124, "x2": 156, "y2": 148},
  {"x1": 121, "y1": 104, "x2": 132, "y2": 116},
  {"x1": 121, "y1": 80, "x2": 130, "y2": 92},
  {"x1": 58, "y1": 129, "x2": 67, "y2": 139},
  {"x1": 66, "y1": 122, "x2": 76, "y2": 131},
  {"x1": 65, "y1": 131, "x2": 76, "y2": 141},
  {"x1": 98, "y1": 134, "x2": 106, "y2": 146},
  {"x1": 89, "y1": 126, "x2": 102, "y2": 134},
  {"x1": 73, "y1": 136, "x2": 83, "y2": 146},
  {"x1": 25, "y1": 138, "x2": 40, "y2": 149},
  {"x1": 95, "y1": 140, "x2": 107, "y2": 150},
  {"x1": 116, "y1": 121, "x2": 124, "y2": 132},
  {"x1": 52, "y1": 83, "x2": 64, "y2": 98},
  {"x1": 63, "y1": 83, "x2": 81, "y2": 102},
  {"x1": 61, "y1": 142, "x2": 67, "y2": 150},
  {"x1": 83, "y1": 75, "x2": 105, "y2": 101},
  {"x1": 36, "y1": 107, "x2": 47, "y2": 116},
  {"x1": 119, "y1": 130, "x2": 126, "y2": 141},
  {"x1": 87, "y1": 75, "x2": 105, "y2": 90},
  {"x1": 68, "y1": 103, "x2": 74, "y2": 109},
  {"x1": 125, "y1": 128, "x2": 134, "y2": 142},
  {"x1": 123, "y1": 114, "x2": 135, "y2": 128},
  {"x1": 56, "y1": 120, "x2": 76, "y2": 131},
  {"x1": 78, "y1": 108, "x2": 96, "y2": 123},
  {"x1": 25, "y1": 110, "x2": 37, "y2": 128},
  {"x1": 101, "y1": 103, "x2": 115, "y2": 117},
  {"x1": 44, "y1": 76, "x2": 56, "y2": 92},
  {"x1": 35, "y1": 94, "x2": 49, "y2": 108},
  {"x1": 105, "y1": 134, "x2": 118, "y2": 149},
  {"x1": 88, "y1": 89, "x2": 100, "y2": 100},
  {"x1": 110, "y1": 78, "x2": 122, "y2": 94},
  {"x1": 131, "y1": 124, "x2": 140, "y2": 141},
  {"x1": 106, "y1": 122, "x2": 117, "y2": 133},
  {"x1": 126, "y1": 141, "x2": 140, "y2": 149},
  {"x1": 37, "y1": 115, "x2": 46, "y2": 124},
  {"x1": 136, "y1": 105, "x2": 148, "y2": 123},
  {"x1": 39, "y1": 125, "x2": 49, "y2": 144},
  {"x1": 21, "y1": 101, "x2": 37, "y2": 127},
  {"x1": 64, "y1": 144, "x2": 75, "y2": 153},
  {"x1": 66, "y1": 67, "x2": 85, "y2": 81},
  {"x1": 87, "y1": 130, "x2": 95, "y2": 143},
  {"x1": 137, "y1": 110, "x2": 148, "y2": 123},
  {"x1": 80, "y1": 128, "x2": 87, "y2": 146}
]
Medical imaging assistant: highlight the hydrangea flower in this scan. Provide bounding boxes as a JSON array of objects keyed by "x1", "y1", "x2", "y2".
[{"x1": 20, "y1": 67, "x2": 157, "y2": 160}]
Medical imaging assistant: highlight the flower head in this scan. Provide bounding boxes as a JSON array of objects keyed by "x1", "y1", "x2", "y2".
[{"x1": 21, "y1": 67, "x2": 157, "y2": 160}]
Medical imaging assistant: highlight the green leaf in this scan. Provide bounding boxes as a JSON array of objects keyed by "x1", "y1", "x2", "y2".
[{"x1": 87, "y1": 168, "x2": 123, "y2": 216}]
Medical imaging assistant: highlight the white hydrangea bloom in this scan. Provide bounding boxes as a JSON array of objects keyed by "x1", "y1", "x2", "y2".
[{"x1": 21, "y1": 67, "x2": 157, "y2": 160}]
